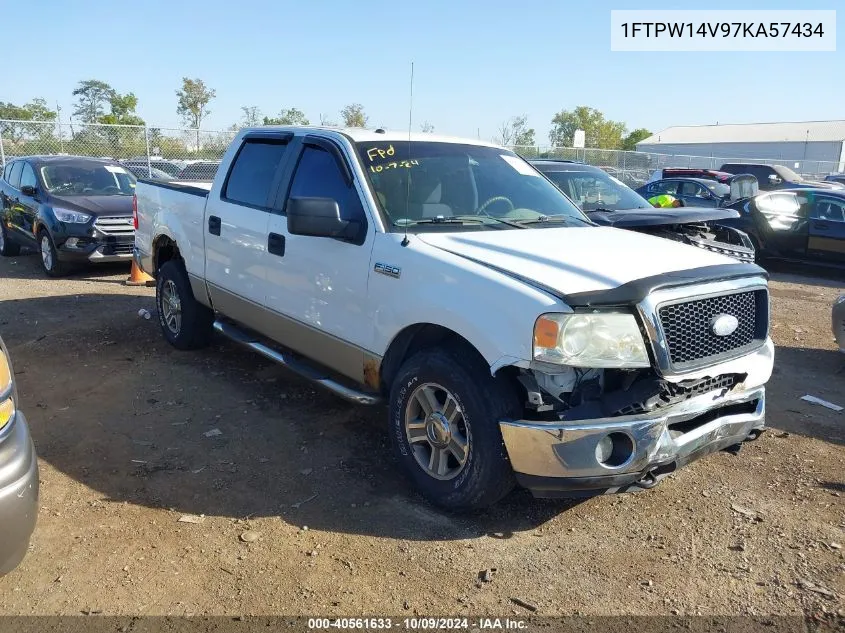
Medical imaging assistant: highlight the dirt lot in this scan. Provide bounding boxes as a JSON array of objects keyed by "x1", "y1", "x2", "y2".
[{"x1": 0, "y1": 251, "x2": 843, "y2": 621}]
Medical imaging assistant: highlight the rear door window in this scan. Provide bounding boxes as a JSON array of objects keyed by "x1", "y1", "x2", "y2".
[
  {"x1": 7, "y1": 161, "x2": 23, "y2": 189},
  {"x1": 223, "y1": 141, "x2": 289, "y2": 209}
]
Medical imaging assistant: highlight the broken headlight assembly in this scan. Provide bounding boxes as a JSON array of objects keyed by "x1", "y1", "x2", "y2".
[{"x1": 533, "y1": 312, "x2": 650, "y2": 369}]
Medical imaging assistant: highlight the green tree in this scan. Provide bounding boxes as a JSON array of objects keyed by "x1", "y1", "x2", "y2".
[
  {"x1": 496, "y1": 115, "x2": 535, "y2": 147},
  {"x1": 241, "y1": 106, "x2": 262, "y2": 127},
  {"x1": 263, "y1": 107, "x2": 309, "y2": 126},
  {"x1": 99, "y1": 92, "x2": 144, "y2": 126},
  {"x1": 0, "y1": 99, "x2": 57, "y2": 144},
  {"x1": 176, "y1": 78, "x2": 216, "y2": 151},
  {"x1": 549, "y1": 106, "x2": 627, "y2": 149},
  {"x1": 340, "y1": 103, "x2": 368, "y2": 128},
  {"x1": 622, "y1": 128, "x2": 652, "y2": 151},
  {"x1": 72, "y1": 79, "x2": 115, "y2": 123},
  {"x1": 420, "y1": 121, "x2": 435, "y2": 133}
]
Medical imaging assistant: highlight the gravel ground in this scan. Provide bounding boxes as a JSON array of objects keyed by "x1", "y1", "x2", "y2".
[{"x1": 0, "y1": 252, "x2": 842, "y2": 624}]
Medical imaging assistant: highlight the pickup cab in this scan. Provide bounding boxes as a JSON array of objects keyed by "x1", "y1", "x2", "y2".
[{"x1": 134, "y1": 127, "x2": 774, "y2": 510}]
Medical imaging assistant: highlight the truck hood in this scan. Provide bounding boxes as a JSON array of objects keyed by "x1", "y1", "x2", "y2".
[
  {"x1": 416, "y1": 226, "x2": 741, "y2": 298},
  {"x1": 586, "y1": 207, "x2": 739, "y2": 228},
  {"x1": 48, "y1": 194, "x2": 133, "y2": 217}
]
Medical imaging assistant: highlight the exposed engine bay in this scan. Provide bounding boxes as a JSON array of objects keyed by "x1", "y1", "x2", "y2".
[
  {"x1": 635, "y1": 222, "x2": 755, "y2": 263},
  {"x1": 519, "y1": 366, "x2": 747, "y2": 421}
]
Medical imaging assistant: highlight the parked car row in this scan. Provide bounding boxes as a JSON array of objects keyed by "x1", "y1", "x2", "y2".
[
  {"x1": 531, "y1": 160, "x2": 755, "y2": 262},
  {"x1": 117, "y1": 158, "x2": 222, "y2": 182}
]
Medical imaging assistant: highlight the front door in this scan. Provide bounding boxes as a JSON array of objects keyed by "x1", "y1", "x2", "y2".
[
  {"x1": 203, "y1": 133, "x2": 293, "y2": 325},
  {"x1": 264, "y1": 137, "x2": 375, "y2": 382},
  {"x1": 16, "y1": 162, "x2": 40, "y2": 243},
  {"x1": 808, "y1": 197, "x2": 845, "y2": 262}
]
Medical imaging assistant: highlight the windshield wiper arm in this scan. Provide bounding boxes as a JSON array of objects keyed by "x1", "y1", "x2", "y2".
[
  {"x1": 513, "y1": 214, "x2": 594, "y2": 226},
  {"x1": 397, "y1": 216, "x2": 487, "y2": 226}
]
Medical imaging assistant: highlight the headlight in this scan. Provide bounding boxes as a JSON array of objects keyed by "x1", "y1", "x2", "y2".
[
  {"x1": 53, "y1": 208, "x2": 92, "y2": 224},
  {"x1": 0, "y1": 339, "x2": 15, "y2": 433},
  {"x1": 533, "y1": 312, "x2": 650, "y2": 368}
]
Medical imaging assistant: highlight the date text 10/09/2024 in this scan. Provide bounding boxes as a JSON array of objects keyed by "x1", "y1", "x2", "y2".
[
  {"x1": 620, "y1": 22, "x2": 825, "y2": 38},
  {"x1": 307, "y1": 618, "x2": 528, "y2": 630}
]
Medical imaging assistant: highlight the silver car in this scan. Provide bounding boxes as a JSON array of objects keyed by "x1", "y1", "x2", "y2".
[
  {"x1": 0, "y1": 335, "x2": 38, "y2": 575},
  {"x1": 835, "y1": 295, "x2": 845, "y2": 353}
]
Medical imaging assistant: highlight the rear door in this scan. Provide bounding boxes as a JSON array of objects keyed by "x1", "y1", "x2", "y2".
[
  {"x1": 808, "y1": 196, "x2": 845, "y2": 262},
  {"x1": 263, "y1": 135, "x2": 375, "y2": 382},
  {"x1": 3, "y1": 161, "x2": 28, "y2": 242},
  {"x1": 203, "y1": 132, "x2": 294, "y2": 327}
]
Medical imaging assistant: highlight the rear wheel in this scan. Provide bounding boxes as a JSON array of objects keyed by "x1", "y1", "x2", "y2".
[
  {"x1": 156, "y1": 259, "x2": 213, "y2": 350},
  {"x1": 38, "y1": 230, "x2": 66, "y2": 277},
  {"x1": 0, "y1": 222, "x2": 21, "y2": 257},
  {"x1": 389, "y1": 347, "x2": 520, "y2": 510}
]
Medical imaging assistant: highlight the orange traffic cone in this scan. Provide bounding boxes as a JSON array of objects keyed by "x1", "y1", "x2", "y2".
[{"x1": 126, "y1": 260, "x2": 155, "y2": 287}]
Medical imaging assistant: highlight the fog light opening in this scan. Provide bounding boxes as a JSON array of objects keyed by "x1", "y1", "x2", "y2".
[
  {"x1": 595, "y1": 432, "x2": 634, "y2": 468},
  {"x1": 65, "y1": 238, "x2": 80, "y2": 248}
]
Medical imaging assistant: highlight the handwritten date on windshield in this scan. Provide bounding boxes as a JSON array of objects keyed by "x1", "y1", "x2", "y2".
[{"x1": 370, "y1": 160, "x2": 419, "y2": 173}]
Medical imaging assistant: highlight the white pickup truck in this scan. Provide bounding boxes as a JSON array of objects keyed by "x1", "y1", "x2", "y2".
[{"x1": 133, "y1": 127, "x2": 774, "y2": 510}]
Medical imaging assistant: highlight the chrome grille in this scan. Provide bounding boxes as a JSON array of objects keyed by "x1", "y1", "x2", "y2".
[
  {"x1": 94, "y1": 216, "x2": 134, "y2": 236},
  {"x1": 658, "y1": 290, "x2": 767, "y2": 369}
]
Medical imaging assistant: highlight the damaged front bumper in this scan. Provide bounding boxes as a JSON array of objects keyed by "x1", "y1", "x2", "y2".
[{"x1": 500, "y1": 338, "x2": 774, "y2": 497}]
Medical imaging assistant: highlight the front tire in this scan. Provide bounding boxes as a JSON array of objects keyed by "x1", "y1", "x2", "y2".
[
  {"x1": 0, "y1": 222, "x2": 21, "y2": 257},
  {"x1": 38, "y1": 230, "x2": 65, "y2": 277},
  {"x1": 389, "y1": 348, "x2": 520, "y2": 511},
  {"x1": 156, "y1": 259, "x2": 213, "y2": 350}
]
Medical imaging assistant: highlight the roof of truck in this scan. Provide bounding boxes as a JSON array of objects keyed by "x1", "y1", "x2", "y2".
[{"x1": 245, "y1": 126, "x2": 501, "y2": 148}]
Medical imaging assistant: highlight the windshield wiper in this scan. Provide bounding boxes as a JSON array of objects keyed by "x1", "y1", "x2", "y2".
[
  {"x1": 396, "y1": 215, "x2": 525, "y2": 228},
  {"x1": 396, "y1": 216, "x2": 488, "y2": 226},
  {"x1": 513, "y1": 214, "x2": 594, "y2": 226}
]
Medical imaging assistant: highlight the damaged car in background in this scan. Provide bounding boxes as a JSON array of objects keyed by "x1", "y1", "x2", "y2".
[
  {"x1": 134, "y1": 128, "x2": 774, "y2": 509},
  {"x1": 532, "y1": 160, "x2": 756, "y2": 262}
]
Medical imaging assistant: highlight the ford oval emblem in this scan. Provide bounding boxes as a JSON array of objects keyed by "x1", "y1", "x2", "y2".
[{"x1": 711, "y1": 314, "x2": 739, "y2": 337}]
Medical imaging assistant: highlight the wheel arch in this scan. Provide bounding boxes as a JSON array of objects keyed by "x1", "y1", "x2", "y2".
[{"x1": 377, "y1": 323, "x2": 521, "y2": 397}]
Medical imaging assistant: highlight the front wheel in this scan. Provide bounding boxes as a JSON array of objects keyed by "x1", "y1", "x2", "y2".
[
  {"x1": 156, "y1": 259, "x2": 214, "y2": 350},
  {"x1": 389, "y1": 348, "x2": 520, "y2": 510},
  {"x1": 38, "y1": 230, "x2": 65, "y2": 277}
]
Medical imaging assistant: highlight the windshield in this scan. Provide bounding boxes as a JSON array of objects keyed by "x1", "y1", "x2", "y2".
[
  {"x1": 541, "y1": 168, "x2": 652, "y2": 210},
  {"x1": 40, "y1": 163, "x2": 136, "y2": 196},
  {"x1": 355, "y1": 142, "x2": 588, "y2": 230}
]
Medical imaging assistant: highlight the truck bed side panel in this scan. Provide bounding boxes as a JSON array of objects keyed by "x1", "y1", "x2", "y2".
[{"x1": 134, "y1": 181, "x2": 209, "y2": 282}]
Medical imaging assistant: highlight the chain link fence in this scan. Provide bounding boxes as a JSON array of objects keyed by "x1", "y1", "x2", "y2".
[
  {"x1": 0, "y1": 120, "x2": 236, "y2": 181},
  {"x1": 1, "y1": 119, "x2": 842, "y2": 184},
  {"x1": 509, "y1": 145, "x2": 843, "y2": 186}
]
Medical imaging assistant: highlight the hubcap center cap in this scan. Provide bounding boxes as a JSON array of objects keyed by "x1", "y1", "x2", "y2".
[{"x1": 425, "y1": 413, "x2": 451, "y2": 447}]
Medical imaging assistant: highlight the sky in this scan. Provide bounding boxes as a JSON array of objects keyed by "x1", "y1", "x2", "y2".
[{"x1": 3, "y1": 0, "x2": 842, "y2": 143}]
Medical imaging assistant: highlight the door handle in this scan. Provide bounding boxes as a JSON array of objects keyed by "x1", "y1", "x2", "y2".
[
  {"x1": 813, "y1": 223, "x2": 829, "y2": 231},
  {"x1": 267, "y1": 232, "x2": 285, "y2": 256},
  {"x1": 208, "y1": 215, "x2": 221, "y2": 236}
]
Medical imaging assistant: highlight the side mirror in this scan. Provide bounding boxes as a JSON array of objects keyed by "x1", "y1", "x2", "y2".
[
  {"x1": 20, "y1": 185, "x2": 37, "y2": 197},
  {"x1": 287, "y1": 197, "x2": 360, "y2": 241}
]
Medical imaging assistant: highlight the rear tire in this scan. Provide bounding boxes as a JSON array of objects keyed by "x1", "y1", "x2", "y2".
[
  {"x1": 37, "y1": 230, "x2": 66, "y2": 277},
  {"x1": 0, "y1": 222, "x2": 20, "y2": 257},
  {"x1": 389, "y1": 347, "x2": 520, "y2": 511},
  {"x1": 156, "y1": 259, "x2": 214, "y2": 350}
]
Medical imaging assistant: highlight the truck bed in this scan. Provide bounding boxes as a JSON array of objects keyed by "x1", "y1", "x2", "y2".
[{"x1": 134, "y1": 178, "x2": 213, "y2": 280}]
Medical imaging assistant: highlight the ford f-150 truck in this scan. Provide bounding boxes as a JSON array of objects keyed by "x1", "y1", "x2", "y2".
[{"x1": 134, "y1": 127, "x2": 774, "y2": 510}]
